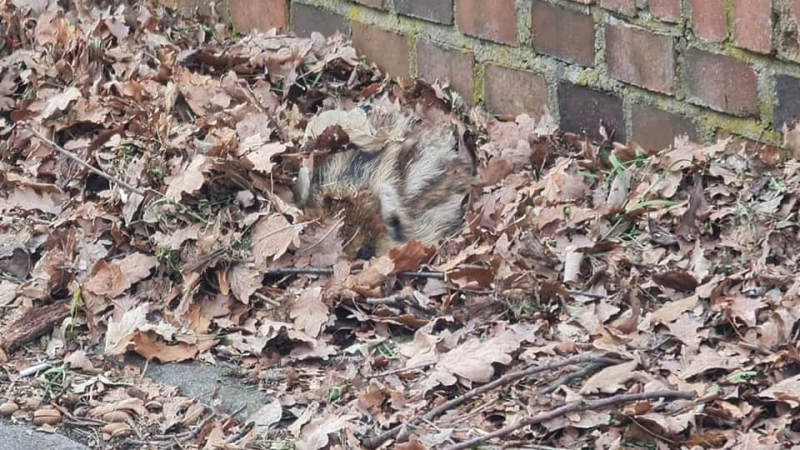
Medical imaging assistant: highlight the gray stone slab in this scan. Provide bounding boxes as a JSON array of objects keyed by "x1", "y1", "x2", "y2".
[{"x1": 0, "y1": 422, "x2": 89, "y2": 450}]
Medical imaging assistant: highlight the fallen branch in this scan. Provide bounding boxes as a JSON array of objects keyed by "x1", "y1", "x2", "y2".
[
  {"x1": 542, "y1": 362, "x2": 607, "y2": 394},
  {"x1": 443, "y1": 390, "x2": 694, "y2": 450},
  {"x1": 368, "y1": 361, "x2": 435, "y2": 379},
  {"x1": 361, "y1": 354, "x2": 622, "y2": 448},
  {"x1": 24, "y1": 123, "x2": 148, "y2": 197},
  {"x1": 265, "y1": 266, "x2": 445, "y2": 279},
  {"x1": 565, "y1": 289, "x2": 606, "y2": 300},
  {"x1": 0, "y1": 300, "x2": 70, "y2": 353}
]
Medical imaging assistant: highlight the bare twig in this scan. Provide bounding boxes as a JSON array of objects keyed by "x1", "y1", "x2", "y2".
[
  {"x1": 542, "y1": 362, "x2": 606, "y2": 394},
  {"x1": 362, "y1": 354, "x2": 622, "y2": 448},
  {"x1": 265, "y1": 267, "x2": 336, "y2": 276},
  {"x1": 24, "y1": 123, "x2": 148, "y2": 197},
  {"x1": 264, "y1": 266, "x2": 446, "y2": 279},
  {"x1": 565, "y1": 289, "x2": 607, "y2": 300},
  {"x1": 443, "y1": 390, "x2": 694, "y2": 450},
  {"x1": 368, "y1": 361, "x2": 435, "y2": 379}
]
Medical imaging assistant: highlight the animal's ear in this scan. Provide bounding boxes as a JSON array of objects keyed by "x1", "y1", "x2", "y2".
[{"x1": 293, "y1": 166, "x2": 311, "y2": 207}]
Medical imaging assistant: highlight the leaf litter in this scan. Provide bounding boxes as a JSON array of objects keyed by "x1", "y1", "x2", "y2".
[{"x1": 1, "y1": 1, "x2": 800, "y2": 449}]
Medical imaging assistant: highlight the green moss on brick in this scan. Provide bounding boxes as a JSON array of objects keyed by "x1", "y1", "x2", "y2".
[{"x1": 472, "y1": 64, "x2": 485, "y2": 104}]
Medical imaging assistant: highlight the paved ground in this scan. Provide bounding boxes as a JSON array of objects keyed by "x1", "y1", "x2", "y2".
[
  {"x1": 0, "y1": 422, "x2": 89, "y2": 450},
  {"x1": 2, "y1": 360, "x2": 270, "y2": 449}
]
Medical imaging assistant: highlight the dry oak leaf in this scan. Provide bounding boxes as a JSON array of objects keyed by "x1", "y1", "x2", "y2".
[
  {"x1": 435, "y1": 328, "x2": 523, "y2": 385},
  {"x1": 229, "y1": 263, "x2": 262, "y2": 304},
  {"x1": 648, "y1": 295, "x2": 699, "y2": 324},
  {"x1": 40, "y1": 86, "x2": 82, "y2": 119},
  {"x1": 388, "y1": 240, "x2": 435, "y2": 273},
  {"x1": 297, "y1": 413, "x2": 358, "y2": 450},
  {"x1": 250, "y1": 398, "x2": 283, "y2": 435},
  {"x1": 241, "y1": 138, "x2": 287, "y2": 174},
  {"x1": 133, "y1": 331, "x2": 199, "y2": 363},
  {"x1": 85, "y1": 260, "x2": 126, "y2": 298},
  {"x1": 758, "y1": 373, "x2": 800, "y2": 408},
  {"x1": 652, "y1": 269, "x2": 698, "y2": 293},
  {"x1": 165, "y1": 154, "x2": 210, "y2": 200},
  {"x1": 252, "y1": 213, "x2": 301, "y2": 266},
  {"x1": 118, "y1": 252, "x2": 157, "y2": 285},
  {"x1": 85, "y1": 253, "x2": 156, "y2": 298},
  {"x1": 343, "y1": 255, "x2": 395, "y2": 296},
  {"x1": 580, "y1": 360, "x2": 638, "y2": 394},
  {"x1": 63, "y1": 350, "x2": 94, "y2": 371},
  {"x1": 782, "y1": 121, "x2": 800, "y2": 160},
  {"x1": 678, "y1": 347, "x2": 740, "y2": 380},
  {"x1": 104, "y1": 304, "x2": 149, "y2": 356},
  {"x1": 6, "y1": 184, "x2": 65, "y2": 215},
  {"x1": 290, "y1": 286, "x2": 328, "y2": 338}
]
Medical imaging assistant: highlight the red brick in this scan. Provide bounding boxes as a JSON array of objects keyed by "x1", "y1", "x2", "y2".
[
  {"x1": 416, "y1": 41, "x2": 474, "y2": 101},
  {"x1": 352, "y1": 23, "x2": 410, "y2": 79},
  {"x1": 600, "y1": 0, "x2": 636, "y2": 16},
  {"x1": 605, "y1": 24, "x2": 674, "y2": 94},
  {"x1": 531, "y1": 0, "x2": 595, "y2": 66},
  {"x1": 395, "y1": 0, "x2": 453, "y2": 24},
  {"x1": 631, "y1": 105, "x2": 698, "y2": 150},
  {"x1": 683, "y1": 48, "x2": 758, "y2": 117},
  {"x1": 650, "y1": 0, "x2": 681, "y2": 22},
  {"x1": 228, "y1": 0, "x2": 288, "y2": 33},
  {"x1": 690, "y1": 0, "x2": 727, "y2": 42},
  {"x1": 732, "y1": 0, "x2": 773, "y2": 54},
  {"x1": 558, "y1": 83, "x2": 625, "y2": 142},
  {"x1": 484, "y1": 65, "x2": 548, "y2": 119},
  {"x1": 456, "y1": 0, "x2": 518, "y2": 45},
  {"x1": 352, "y1": 0, "x2": 386, "y2": 9},
  {"x1": 784, "y1": 0, "x2": 800, "y2": 61},
  {"x1": 291, "y1": 3, "x2": 348, "y2": 38}
]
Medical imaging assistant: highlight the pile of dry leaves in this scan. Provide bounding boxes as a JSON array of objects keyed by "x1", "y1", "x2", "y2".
[{"x1": 2, "y1": 0, "x2": 800, "y2": 449}]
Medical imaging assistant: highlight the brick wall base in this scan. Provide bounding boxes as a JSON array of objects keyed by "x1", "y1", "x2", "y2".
[{"x1": 209, "y1": 0, "x2": 800, "y2": 151}]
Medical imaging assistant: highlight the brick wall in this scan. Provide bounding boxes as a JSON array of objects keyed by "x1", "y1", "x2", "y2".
[{"x1": 205, "y1": 0, "x2": 800, "y2": 150}]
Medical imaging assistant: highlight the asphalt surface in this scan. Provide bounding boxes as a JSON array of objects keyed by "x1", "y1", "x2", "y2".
[{"x1": 0, "y1": 422, "x2": 89, "y2": 450}]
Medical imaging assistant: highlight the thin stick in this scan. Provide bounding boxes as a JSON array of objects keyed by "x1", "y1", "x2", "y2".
[
  {"x1": 265, "y1": 267, "x2": 336, "y2": 276},
  {"x1": 443, "y1": 390, "x2": 694, "y2": 450},
  {"x1": 542, "y1": 362, "x2": 606, "y2": 394},
  {"x1": 361, "y1": 354, "x2": 622, "y2": 448},
  {"x1": 264, "y1": 266, "x2": 446, "y2": 279},
  {"x1": 24, "y1": 123, "x2": 148, "y2": 197},
  {"x1": 368, "y1": 361, "x2": 435, "y2": 379},
  {"x1": 565, "y1": 289, "x2": 607, "y2": 300}
]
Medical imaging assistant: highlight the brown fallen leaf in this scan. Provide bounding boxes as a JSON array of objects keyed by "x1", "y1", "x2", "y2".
[
  {"x1": 252, "y1": 213, "x2": 301, "y2": 266},
  {"x1": 782, "y1": 121, "x2": 800, "y2": 160},
  {"x1": 132, "y1": 331, "x2": 199, "y2": 363},
  {"x1": 388, "y1": 240, "x2": 434, "y2": 273},
  {"x1": 434, "y1": 328, "x2": 523, "y2": 385},
  {"x1": 580, "y1": 360, "x2": 638, "y2": 394},
  {"x1": 289, "y1": 286, "x2": 329, "y2": 338},
  {"x1": 652, "y1": 269, "x2": 698, "y2": 293}
]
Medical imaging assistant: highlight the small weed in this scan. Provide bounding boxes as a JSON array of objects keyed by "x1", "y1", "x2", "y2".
[
  {"x1": 374, "y1": 341, "x2": 400, "y2": 360},
  {"x1": 156, "y1": 246, "x2": 181, "y2": 273},
  {"x1": 42, "y1": 365, "x2": 68, "y2": 401}
]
